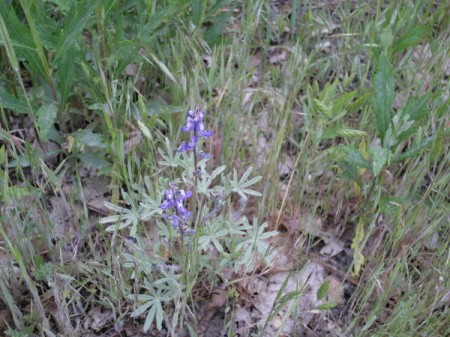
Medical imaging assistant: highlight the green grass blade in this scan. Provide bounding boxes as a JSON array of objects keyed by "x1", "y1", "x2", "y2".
[
  {"x1": 0, "y1": 12, "x2": 19, "y2": 71},
  {"x1": 55, "y1": 0, "x2": 99, "y2": 63}
]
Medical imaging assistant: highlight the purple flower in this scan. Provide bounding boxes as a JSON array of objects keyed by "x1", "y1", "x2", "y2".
[
  {"x1": 178, "y1": 135, "x2": 198, "y2": 152},
  {"x1": 160, "y1": 184, "x2": 193, "y2": 234},
  {"x1": 199, "y1": 152, "x2": 211, "y2": 159},
  {"x1": 178, "y1": 106, "x2": 213, "y2": 154}
]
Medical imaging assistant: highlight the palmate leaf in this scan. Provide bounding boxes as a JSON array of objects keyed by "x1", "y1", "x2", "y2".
[
  {"x1": 197, "y1": 165, "x2": 226, "y2": 194},
  {"x1": 230, "y1": 167, "x2": 262, "y2": 199},
  {"x1": 101, "y1": 200, "x2": 141, "y2": 236},
  {"x1": 130, "y1": 298, "x2": 164, "y2": 332},
  {"x1": 128, "y1": 276, "x2": 180, "y2": 332},
  {"x1": 198, "y1": 221, "x2": 228, "y2": 252},
  {"x1": 235, "y1": 218, "x2": 278, "y2": 271},
  {"x1": 158, "y1": 137, "x2": 183, "y2": 168}
]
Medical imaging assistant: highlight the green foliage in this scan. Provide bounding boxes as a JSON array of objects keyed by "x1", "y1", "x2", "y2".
[
  {"x1": 370, "y1": 53, "x2": 395, "y2": 143},
  {"x1": 234, "y1": 218, "x2": 278, "y2": 271},
  {"x1": 36, "y1": 103, "x2": 57, "y2": 142},
  {"x1": 0, "y1": 0, "x2": 448, "y2": 335},
  {"x1": 393, "y1": 25, "x2": 431, "y2": 54},
  {"x1": 0, "y1": 90, "x2": 29, "y2": 113},
  {"x1": 230, "y1": 167, "x2": 262, "y2": 198},
  {"x1": 129, "y1": 275, "x2": 182, "y2": 332},
  {"x1": 316, "y1": 281, "x2": 329, "y2": 301}
]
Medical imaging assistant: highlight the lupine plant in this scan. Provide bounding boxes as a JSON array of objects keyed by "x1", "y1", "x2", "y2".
[{"x1": 101, "y1": 106, "x2": 278, "y2": 333}]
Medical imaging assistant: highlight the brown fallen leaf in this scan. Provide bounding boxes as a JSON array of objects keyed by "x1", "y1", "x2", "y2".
[
  {"x1": 205, "y1": 288, "x2": 229, "y2": 310},
  {"x1": 324, "y1": 275, "x2": 345, "y2": 306}
]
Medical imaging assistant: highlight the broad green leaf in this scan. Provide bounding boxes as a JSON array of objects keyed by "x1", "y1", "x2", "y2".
[
  {"x1": 0, "y1": 90, "x2": 29, "y2": 113},
  {"x1": 431, "y1": 130, "x2": 444, "y2": 162},
  {"x1": 370, "y1": 53, "x2": 395, "y2": 143},
  {"x1": 393, "y1": 25, "x2": 431, "y2": 54},
  {"x1": 204, "y1": 11, "x2": 233, "y2": 46},
  {"x1": 332, "y1": 91, "x2": 357, "y2": 113},
  {"x1": 370, "y1": 147, "x2": 390, "y2": 177},
  {"x1": 0, "y1": 3, "x2": 45, "y2": 77},
  {"x1": 396, "y1": 126, "x2": 417, "y2": 145},
  {"x1": 36, "y1": 103, "x2": 57, "y2": 142},
  {"x1": 192, "y1": 0, "x2": 207, "y2": 27},
  {"x1": 139, "y1": 6, "x2": 177, "y2": 40},
  {"x1": 316, "y1": 302, "x2": 337, "y2": 310},
  {"x1": 19, "y1": 0, "x2": 53, "y2": 86},
  {"x1": 78, "y1": 152, "x2": 110, "y2": 169},
  {"x1": 392, "y1": 134, "x2": 437, "y2": 163},
  {"x1": 380, "y1": 27, "x2": 393, "y2": 49},
  {"x1": 317, "y1": 281, "x2": 330, "y2": 301},
  {"x1": 337, "y1": 146, "x2": 371, "y2": 170},
  {"x1": 379, "y1": 196, "x2": 410, "y2": 217},
  {"x1": 402, "y1": 93, "x2": 429, "y2": 121},
  {"x1": 72, "y1": 128, "x2": 106, "y2": 149},
  {"x1": 56, "y1": 46, "x2": 77, "y2": 108},
  {"x1": 337, "y1": 161, "x2": 362, "y2": 187},
  {"x1": 55, "y1": 0, "x2": 99, "y2": 62},
  {"x1": 0, "y1": 11, "x2": 19, "y2": 71}
]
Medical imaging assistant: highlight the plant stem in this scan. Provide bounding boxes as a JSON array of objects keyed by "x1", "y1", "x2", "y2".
[{"x1": 192, "y1": 133, "x2": 199, "y2": 229}]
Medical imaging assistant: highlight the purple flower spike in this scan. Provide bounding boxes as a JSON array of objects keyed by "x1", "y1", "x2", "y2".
[
  {"x1": 178, "y1": 135, "x2": 198, "y2": 153},
  {"x1": 199, "y1": 129, "x2": 213, "y2": 138},
  {"x1": 178, "y1": 106, "x2": 213, "y2": 155},
  {"x1": 160, "y1": 184, "x2": 193, "y2": 234},
  {"x1": 184, "y1": 228, "x2": 195, "y2": 235},
  {"x1": 199, "y1": 152, "x2": 211, "y2": 159}
]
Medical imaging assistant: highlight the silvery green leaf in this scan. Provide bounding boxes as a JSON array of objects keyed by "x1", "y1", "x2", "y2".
[
  {"x1": 131, "y1": 300, "x2": 154, "y2": 317},
  {"x1": 36, "y1": 103, "x2": 57, "y2": 142},
  {"x1": 72, "y1": 128, "x2": 106, "y2": 149},
  {"x1": 370, "y1": 147, "x2": 390, "y2": 177}
]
